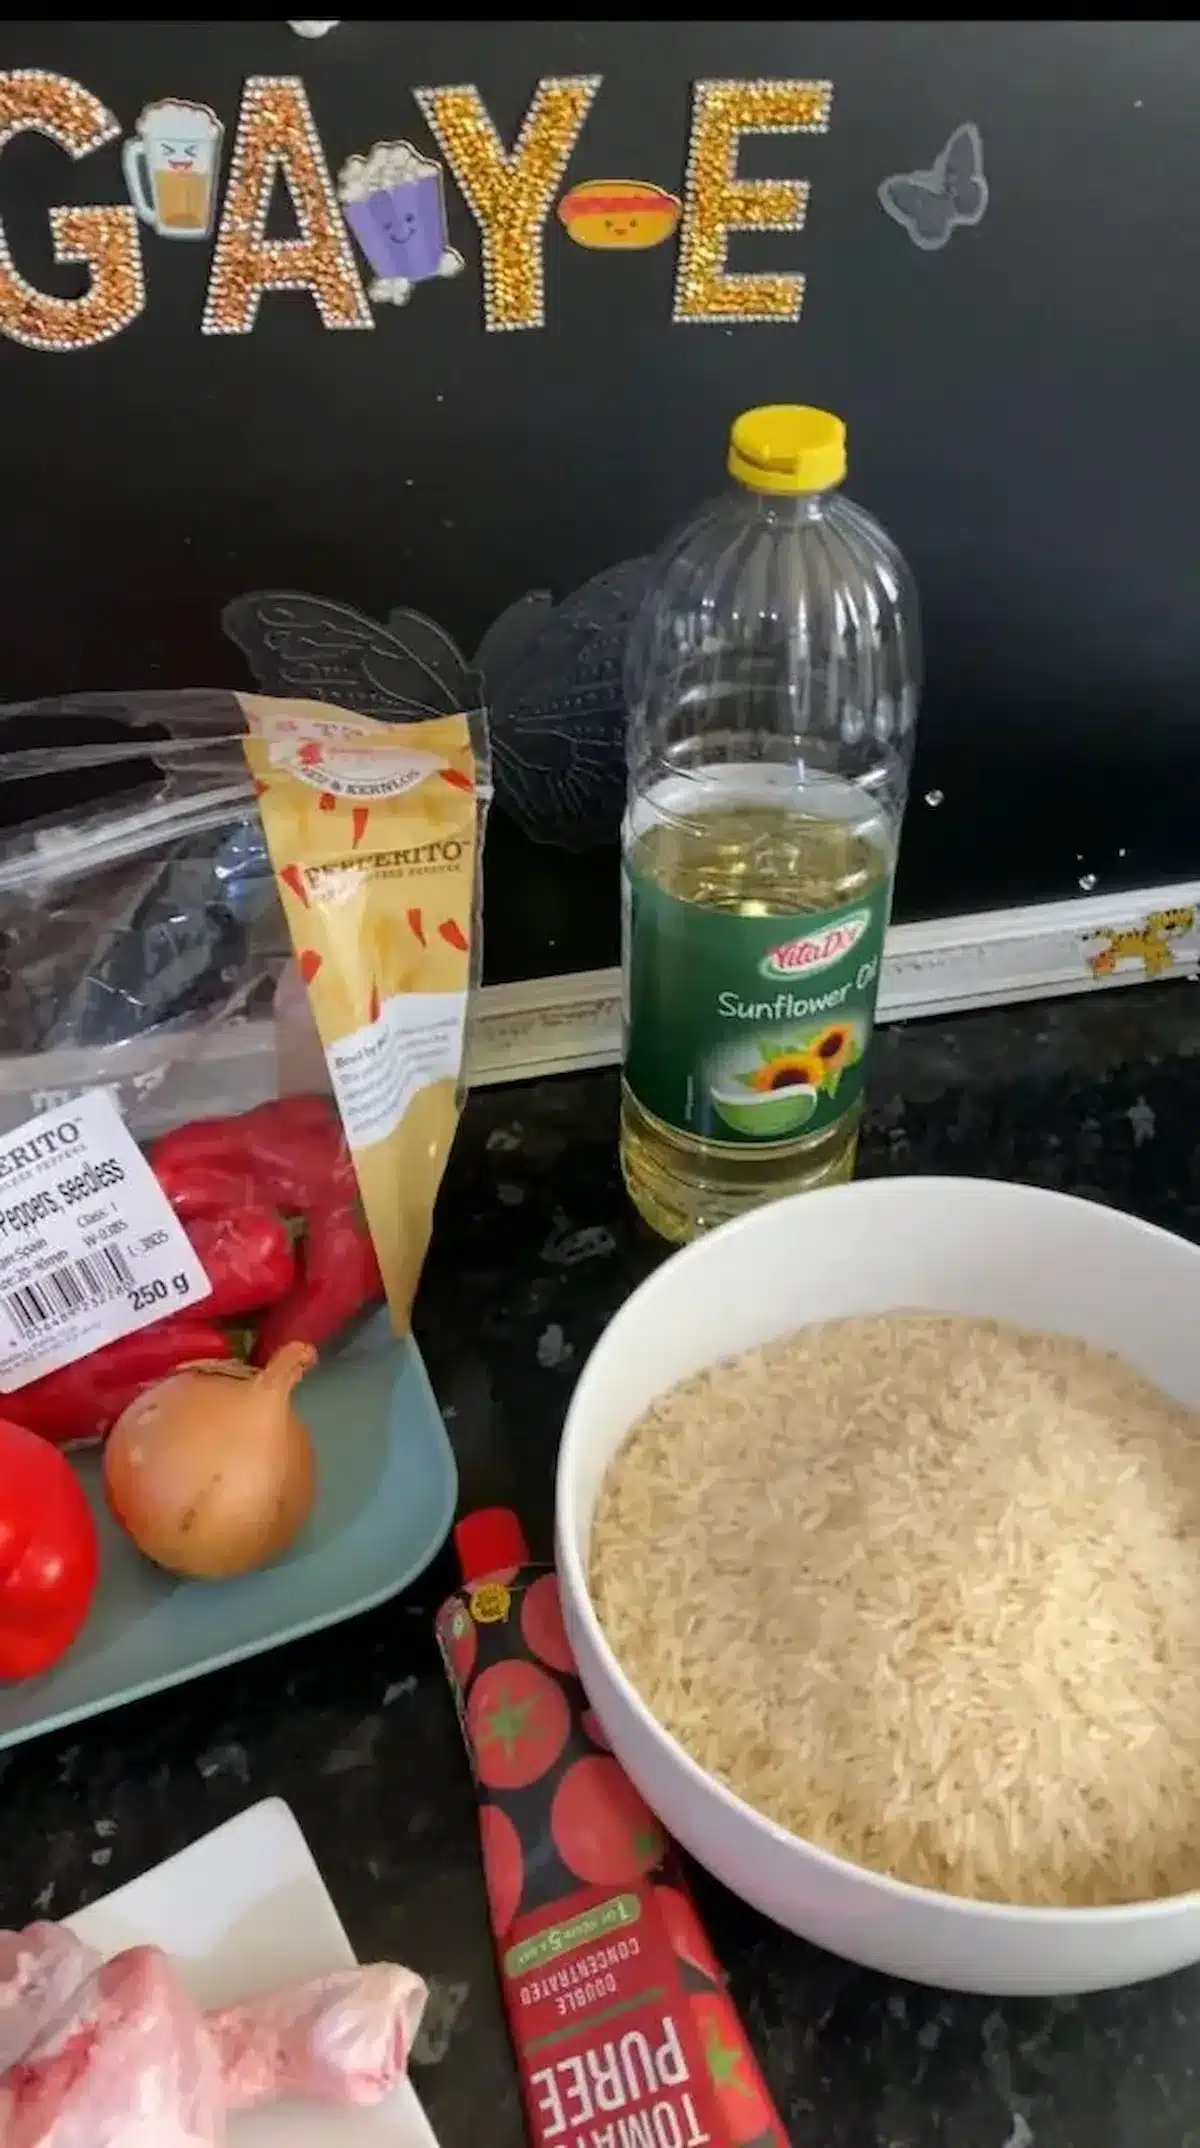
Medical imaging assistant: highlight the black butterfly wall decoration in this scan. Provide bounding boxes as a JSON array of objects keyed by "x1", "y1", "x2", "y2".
[
  {"x1": 222, "y1": 563, "x2": 655, "y2": 855},
  {"x1": 878, "y1": 122, "x2": 989, "y2": 252}
]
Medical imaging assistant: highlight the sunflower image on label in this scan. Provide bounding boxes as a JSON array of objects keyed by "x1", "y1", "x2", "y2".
[{"x1": 625, "y1": 875, "x2": 889, "y2": 1144}]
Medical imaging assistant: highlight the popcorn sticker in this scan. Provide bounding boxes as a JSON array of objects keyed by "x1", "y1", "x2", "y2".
[{"x1": 338, "y1": 138, "x2": 463, "y2": 307}]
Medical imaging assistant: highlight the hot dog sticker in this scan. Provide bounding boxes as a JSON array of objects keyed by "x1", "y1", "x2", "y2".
[{"x1": 557, "y1": 178, "x2": 682, "y2": 251}]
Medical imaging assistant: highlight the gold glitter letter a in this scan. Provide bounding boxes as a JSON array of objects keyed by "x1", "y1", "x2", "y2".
[
  {"x1": 674, "y1": 80, "x2": 833, "y2": 326},
  {"x1": 416, "y1": 77, "x2": 600, "y2": 333},
  {"x1": 204, "y1": 75, "x2": 372, "y2": 335},
  {"x1": 0, "y1": 71, "x2": 144, "y2": 352}
]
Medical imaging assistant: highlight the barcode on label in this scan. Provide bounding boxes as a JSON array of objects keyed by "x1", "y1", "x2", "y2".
[{"x1": 3, "y1": 1244, "x2": 135, "y2": 1337}]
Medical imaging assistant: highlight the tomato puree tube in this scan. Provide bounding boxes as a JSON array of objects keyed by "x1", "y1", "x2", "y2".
[{"x1": 436, "y1": 1506, "x2": 789, "y2": 2148}]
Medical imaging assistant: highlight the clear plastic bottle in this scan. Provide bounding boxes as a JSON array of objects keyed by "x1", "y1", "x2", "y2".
[{"x1": 620, "y1": 404, "x2": 921, "y2": 1244}]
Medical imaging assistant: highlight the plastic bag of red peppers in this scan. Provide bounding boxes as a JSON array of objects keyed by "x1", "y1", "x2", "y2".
[
  {"x1": 437, "y1": 1510, "x2": 790, "y2": 2148},
  {"x1": 6, "y1": 1096, "x2": 384, "y2": 1447},
  {"x1": 0, "y1": 689, "x2": 489, "y2": 1449}
]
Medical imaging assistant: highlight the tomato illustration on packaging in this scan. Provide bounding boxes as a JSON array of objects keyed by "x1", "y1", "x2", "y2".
[
  {"x1": 479, "y1": 1800, "x2": 525, "y2": 1938},
  {"x1": 550, "y1": 1754, "x2": 665, "y2": 1887},
  {"x1": 519, "y1": 1568, "x2": 575, "y2": 1673},
  {"x1": 467, "y1": 1659, "x2": 570, "y2": 1792},
  {"x1": 654, "y1": 1881, "x2": 724, "y2": 1989},
  {"x1": 579, "y1": 1705, "x2": 611, "y2": 1752},
  {"x1": 691, "y1": 1989, "x2": 780, "y2": 2146}
]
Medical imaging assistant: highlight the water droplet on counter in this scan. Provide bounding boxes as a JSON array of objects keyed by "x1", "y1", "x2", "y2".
[
  {"x1": 924, "y1": 789, "x2": 944, "y2": 808},
  {"x1": 1117, "y1": 847, "x2": 1127, "y2": 858},
  {"x1": 1078, "y1": 873, "x2": 1097, "y2": 892}
]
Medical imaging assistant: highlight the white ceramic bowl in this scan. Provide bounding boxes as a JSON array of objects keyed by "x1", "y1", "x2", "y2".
[{"x1": 556, "y1": 1175, "x2": 1200, "y2": 1997}]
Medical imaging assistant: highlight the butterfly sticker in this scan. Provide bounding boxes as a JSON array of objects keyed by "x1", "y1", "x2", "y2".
[
  {"x1": 221, "y1": 592, "x2": 477, "y2": 723},
  {"x1": 878, "y1": 122, "x2": 989, "y2": 252},
  {"x1": 223, "y1": 569, "x2": 655, "y2": 853}
]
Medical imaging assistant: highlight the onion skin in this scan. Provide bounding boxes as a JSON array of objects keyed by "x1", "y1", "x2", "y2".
[{"x1": 103, "y1": 1343, "x2": 318, "y2": 1581}]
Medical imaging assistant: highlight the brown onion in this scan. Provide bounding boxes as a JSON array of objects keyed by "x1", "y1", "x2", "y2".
[{"x1": 104, "y1": 1343, "x2": 317, "y2": 1580}]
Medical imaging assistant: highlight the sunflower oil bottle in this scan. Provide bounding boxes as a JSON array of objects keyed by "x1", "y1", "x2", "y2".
[{"x1": 620, "y1": 405, "x2": 921, "y2": 1243}]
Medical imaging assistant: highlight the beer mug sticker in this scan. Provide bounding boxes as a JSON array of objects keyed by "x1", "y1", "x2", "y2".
[
  {"x1": 338, "y1": 140, "x2": 463, "y2": 307},
  {"x1": 123, "y1": 99, "x2": 224, "y2": 240}
]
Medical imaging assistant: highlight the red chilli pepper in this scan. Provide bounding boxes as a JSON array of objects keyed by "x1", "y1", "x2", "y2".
[
  {"x1": 0, "y1": 1418, "x2": 99, "y2": 1679},
  {"x1": 368, "y1": 982, "x2": 381, "y2": 1025},
  {"x1": 439, "y1": 918, "x2": 469, "y2": 953},
  {"x1": 298, "y1": 949, "x2": 323, "y2": 985},
  {"x1": 252, "y1": 1197, "x2": 383, "y2": 1362},
  {"x1": 407, "y1": 907, "x2": 426, "y2": 948},
  {"x1": 439, "y1": 766, "x2": 473, "y2": 792},
  {"x1": 351, "y1": 805, "x2": 370, "y2": 847},
  {"x1": 279, "y1": 863, "x2": 309, "y2": 909},
  {"x1": 5, "y1": 1319, "x2": 235, "y2": 1450},
  {"x1": 150, "y1": 1098, "x2": 356, "y2": 1215},
  {"x1": 185, "y1": 1207, "x2": 296, "y2": 1318}
]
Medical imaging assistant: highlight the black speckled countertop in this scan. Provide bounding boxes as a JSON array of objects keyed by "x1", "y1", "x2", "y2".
[{"x1": 5, "y1": 981, "x2": 1200, "y2": 2148}]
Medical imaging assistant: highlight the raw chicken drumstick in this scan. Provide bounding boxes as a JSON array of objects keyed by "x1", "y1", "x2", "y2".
[
  {"x1": 0, "y1": 1941, "x2": 225, "y2": 2148},
  {"x1": 0, "y1": 1922, "x2": 427, "y2": 2145},
  {"x1": 0, "y1": 1924, "x2": 99, "y2": 2074},
  {"x1": 210, "y1": 1961, "x2": 428, "y2": 2110}
]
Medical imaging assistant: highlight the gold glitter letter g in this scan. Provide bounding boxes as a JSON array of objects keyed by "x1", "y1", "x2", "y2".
[{"x1": 0, "y1": 70, "x2": 144, "y2": 352}]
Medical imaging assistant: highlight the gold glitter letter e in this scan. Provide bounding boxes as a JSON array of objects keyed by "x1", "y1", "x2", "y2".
[
  {"x1": 675, "y1": 79, "x2": 833, "y2": 325},
  {"x1": 204, "y1": 75, "x2": 372, "y2": 335},
  {"x1": 416, "y1": 77, "x2": 600, "y2": 332},
  {"x1": 0, "y1": 71, "x2": 144, "y2": 352}
]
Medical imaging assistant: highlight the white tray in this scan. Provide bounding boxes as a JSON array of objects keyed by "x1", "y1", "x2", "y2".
[{"x1": 67, "y1": 1798, "x2": 440, "y2": 2147}]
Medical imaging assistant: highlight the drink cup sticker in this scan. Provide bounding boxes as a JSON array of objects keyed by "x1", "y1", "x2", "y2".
[
  {"x1": 122, "y1": 99, "x2": 224, "y2": 241},
  {"x1": 557, "y1": 178, "x2": 682, "y2": 251},
  {"x1": 338, "y1": 138, "x2": 464, "y2": 307},
  {"x1": 878, "y1": 121, "x2": 988, "y2": 252}
]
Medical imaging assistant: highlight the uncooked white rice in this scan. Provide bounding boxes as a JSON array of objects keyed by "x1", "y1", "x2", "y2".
[{"x1": 588, "y1": 1313, "x2": 1200, "y2": 1908}]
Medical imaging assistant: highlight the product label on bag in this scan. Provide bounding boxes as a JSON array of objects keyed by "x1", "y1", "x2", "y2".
[
  {"x1": 0, "y1": 1090, "x2": 211, "y2": 1392},
  {"x1": 624, "y1": 874, "x2": 890, "y2": 1147}
]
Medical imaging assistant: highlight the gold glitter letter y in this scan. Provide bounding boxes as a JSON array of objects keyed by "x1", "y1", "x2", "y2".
[{"x1": 416, "y1": 77, "x2": 600, "y2": 332}]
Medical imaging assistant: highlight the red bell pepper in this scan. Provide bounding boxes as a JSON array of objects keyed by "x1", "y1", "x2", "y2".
[
  {"x1": 0, "y1": 1418, "x2": 99, "y2": 1679},
  {"x1": 5, "y1": 1318, "x2": 235, "y2": 1450},
  {"x1": 252, "y1": 1197, "x2": 383, "y2": 1362},
  {"x1": 150, "y1": 1096, "x2": 357, "y2": 1214},
  {"x1": 150, "y1": 1160, "x2": 274, "y2": 1221},
  {"x1": 184, "y1": 1207, "x2": 296, "y2": 1318}
]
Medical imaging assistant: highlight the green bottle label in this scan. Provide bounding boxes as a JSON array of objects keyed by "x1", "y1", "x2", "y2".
[{"x1": 624, "y1": 872, "x2": 890, "y2": 1145}]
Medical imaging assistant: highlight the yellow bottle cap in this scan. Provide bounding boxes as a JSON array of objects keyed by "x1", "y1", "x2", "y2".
[{"x1": 727, "y1": 404, "x2": 847, "y2": 496}]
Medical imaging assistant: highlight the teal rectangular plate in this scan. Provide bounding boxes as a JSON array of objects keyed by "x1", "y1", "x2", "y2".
[{"x1": 0, "y1": 1315, "x2": 457, "y2": 1752}]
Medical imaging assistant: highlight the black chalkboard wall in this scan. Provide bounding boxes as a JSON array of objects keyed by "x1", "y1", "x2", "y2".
[{"x1": 1, "y1": 19, "x2": 1197, "y2": 986}]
